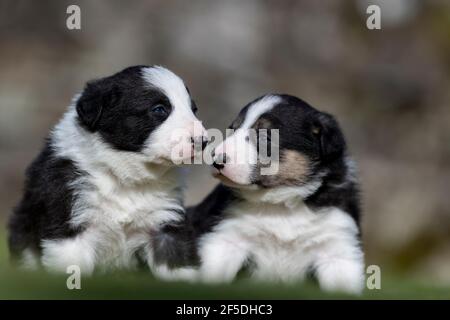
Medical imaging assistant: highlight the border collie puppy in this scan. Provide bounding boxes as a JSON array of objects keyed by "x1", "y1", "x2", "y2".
[
  {"x1": 8, "y1": 65, "x2": 207, "y2": 275},
  {"x1": 171, "y1": 94, "x2": 364, "y2": 293}
]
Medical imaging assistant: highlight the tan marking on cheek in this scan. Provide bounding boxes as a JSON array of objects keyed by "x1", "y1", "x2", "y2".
[
  {"x1": 260, "y1": 150, "x2": 310, "y2": 187},
  {"x1": 278, "y1": 150, "x2": 310, "y2": 182}
]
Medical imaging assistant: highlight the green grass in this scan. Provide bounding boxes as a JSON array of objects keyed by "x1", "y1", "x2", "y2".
[
  {"x1": 1, "y1": 224, "x2": 449, "y2": 300},
  {"x1": 2, "y1": 268, "x2": 450, "y2": 300}
]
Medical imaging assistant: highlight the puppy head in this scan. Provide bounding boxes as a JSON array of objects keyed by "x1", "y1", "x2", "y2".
[
  {"x1": 212, "y1": 94, "x2": 346, "y2": 189},
  {"x1": 76, "y1": 65, "x2": 207, "y2": 165}
]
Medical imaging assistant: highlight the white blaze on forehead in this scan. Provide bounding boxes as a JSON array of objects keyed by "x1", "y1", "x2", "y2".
[
  {"x1": 240, "y1": 95, "x2": 282, "y2": 129},
  {"x1": 141, "y1": 66, "x2": 191, "y2": 111}
]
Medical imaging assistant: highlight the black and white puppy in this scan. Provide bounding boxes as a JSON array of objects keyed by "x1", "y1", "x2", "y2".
[
  {"x1": 180, "y1": 94, "x2": 364, "y2": 293},
  {"x1": 8, "y1": 65, "x2": 207, "y2": 275}
]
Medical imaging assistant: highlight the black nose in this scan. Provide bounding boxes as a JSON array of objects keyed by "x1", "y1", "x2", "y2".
[
  {"x1": 212, "y1": 161, "x2": 224, "y2": 170},
  {"x1": 212, "y1": 153, "x2": 227, "y2": 170}
]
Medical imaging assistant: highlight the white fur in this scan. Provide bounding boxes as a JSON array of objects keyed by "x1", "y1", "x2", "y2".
[
  {"x1": 198, "y1": 187, "x2": 364, "y2": 294},
  {"x1": 240, "y1": 95, "x2": 281, "y2": 130},
  {"x1": 240, "y1": 181, "x2": 323, "y2": 209},
  {"x1": 33, "y1": 67, "x2": 206, "y2": 276}
]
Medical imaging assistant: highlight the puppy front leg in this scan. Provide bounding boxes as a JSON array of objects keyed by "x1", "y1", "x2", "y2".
[
  {"x1": 143, "y1": 235, "x2": 200, "y2": 282},
  {"x1": 41, "y1": 235, "x2": 97, "y2": 276},
  {"x1": 314, "y1": 257, "x2": 365, "y2": 294},
  {"x1": 199, "y1": 238, "x2": 248, "y2": 284}
]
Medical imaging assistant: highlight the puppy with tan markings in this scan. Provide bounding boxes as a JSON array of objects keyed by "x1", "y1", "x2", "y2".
[{"x1": 156, "y1": 94, "x2": 364, "y2": 293}]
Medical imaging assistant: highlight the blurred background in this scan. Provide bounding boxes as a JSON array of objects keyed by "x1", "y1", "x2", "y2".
[{"x1": 0, "y1": 0, "x2": 449, "y2": 287}]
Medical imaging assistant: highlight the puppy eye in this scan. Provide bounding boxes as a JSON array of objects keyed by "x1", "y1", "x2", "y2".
[
  {"x1": 191, "y1": 105, "x2": 198, "y2": 114},
  {"x1": 151, "y1": 104, "x2": 167, "y2": 115},
  {"x1": 312, "y1": 126, "x2": 321, "y2": 135}
]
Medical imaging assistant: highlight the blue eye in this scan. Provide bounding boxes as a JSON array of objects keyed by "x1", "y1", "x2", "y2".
[{"x1": 152, "y1": 104, "x2": 167, "y2": 114}]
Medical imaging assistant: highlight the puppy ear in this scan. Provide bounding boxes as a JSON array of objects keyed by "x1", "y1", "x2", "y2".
[
  {"x1": 313, "y1": 112, "x2": 346, "y2": 162},
  {"x1": 76, "y1": 80, "x2": 119, "y2": 131},
  {"x1": 76, "y1": 81, "x2": 104, "y2": 131}
]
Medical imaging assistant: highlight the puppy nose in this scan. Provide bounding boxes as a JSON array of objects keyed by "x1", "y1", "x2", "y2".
[
  {"x1": 212, "y1": 153, "x2": 227, "y2": 170},
  {"x1": 212, "y1": 161, "x2": 224, "y2": 170}
]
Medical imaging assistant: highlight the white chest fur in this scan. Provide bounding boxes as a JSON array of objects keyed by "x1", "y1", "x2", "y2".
[
  {"x1": 40, "y1": 167, "x2": 183, "y2": 274},
  {"x1": 72, "y1": 169, "x2": 182, "y2": 228},
  {"x1": 199, "y1": 200, "x2": 362, "y2": 285}
]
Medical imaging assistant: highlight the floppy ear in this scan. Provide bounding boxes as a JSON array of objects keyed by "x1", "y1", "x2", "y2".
[
  {"x1": 313, "y1": 112, "x2": 346, "y2": 161},
  {"x1": 76, "y1": 80, "x2": 119, "y2": 132},
  {"x1": 76, "y1": 81, "x2": 104, "y2": 131}
]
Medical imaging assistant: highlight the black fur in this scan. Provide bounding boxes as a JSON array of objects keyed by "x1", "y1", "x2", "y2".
[
  {"x1": 305, "y1": 157, "x2": 361, "y2": 226},
  {"x1": 8, "y1": 141, "x2": 86, "y2": 259},
  {"x1": 77, "y1": 65, "x2": 175, "y2": 152}
]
